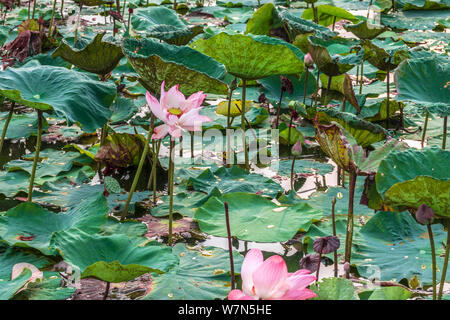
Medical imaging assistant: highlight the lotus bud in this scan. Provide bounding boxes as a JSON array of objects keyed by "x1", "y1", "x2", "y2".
[
  {"x1": 415, "y1": 204, "x2": 434, "y2": 225},
  {"x1": 280, "y1": 76, "x2": 294, "y2": 95},
  {"x1": 291, "y1": 141, "x2": 302, "y2": 157},
  {"x1": 313, "y1": 235, "x2": 340, "y2": 254},
  {"x1": 304, "y1": 53, "x2": 314, "y2": 69},
  {"x1": 299, "y1": 254, "x2": 321, "y2": 273},
  {"x1": 258, "y1": 93, "x2": 267, "y2": 104},
  {"x1": 344, "y1": 262, "x2": 350, "y2": 277},
  {"x1": 128, "y1": 8, "x2": 133, "y2": 14},
  {"x1": 230, "y1": 78, "x2": 238, "y2": 91}
]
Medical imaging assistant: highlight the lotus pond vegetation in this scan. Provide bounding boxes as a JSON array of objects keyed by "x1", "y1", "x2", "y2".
[{"x1": 0, "y1": 0, "x2": 449, "y2": 301}]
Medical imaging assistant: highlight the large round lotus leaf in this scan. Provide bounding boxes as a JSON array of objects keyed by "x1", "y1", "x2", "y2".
[
  {"x1": 51, "y1": 229, "x2": 178, "y2": 283},
  {"x1": 375, "y1": 147, "x2": 450, "y2": 217},
  {"x1": 394, "y1": 56, "x2": 450, "y2": 115},
  {"x1": 191, "y1": 32, "x2": 305, "y2": 80},
  {"x1": 194, "y1": 192, "x2": 322, "y2": 242},
  {"x1": 0, "y1": 111, "x2": 49, "y2": 140},
  {"x1": 343, "y1": 20, "x2": 387, "y2": 40},
  {"x1": 131, "y1": 7, "x2": 204, "y2": 45},
  {"x1": 381, "y1": 8, "x2": 450, "y2": 31},
  {"x1": 0, "y1": 193, "x2": 108, "y2": 255},
  {"x1": 0, "y1": 65, "x2": 116, "y2": 132},
  {"x1": 302, "y1": 5, "x2": 359, "y2": 27},
  {"x1": 315, "y1": 108, "x2": 388, "y2": 147},
  {"x1": 122, "y1": 37, "x2": 230, "y2": 95},
  {"x1": 216, "y1": 100, "x2": 254, "y2": 117},
  {"x1": 352, "y1": 211, "x2": 449, "y2": 285},
  {"x1": 143, "y1": 243, "x2": 244, "y2": 300},
  {"x1": 362, "y1": 39, "x2": 410, "y2": 72},
  {"x1": 279, "y1": 10, "x2": 337, "y2": 40},
  {"x1": 186, "y1": 166, "x2": 283, "y2": 198},
  {"x1": 52, "y1": 33, "x2": 124, "y2": 75}
]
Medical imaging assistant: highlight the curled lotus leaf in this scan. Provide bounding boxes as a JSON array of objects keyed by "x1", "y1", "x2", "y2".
[
  {"x1": 302, "y1": 4, "x2": 359, "y2": 27},
  {"x1": 95, "y1": 133, "x2": 146, "y2": 168},
  {"x1": 0, "y1": 65, "x2": 116, "y2": 132},
  {"x1": 361, "y1": 39, "x2": 410, "y2": 71},
  {"x1": 319, "y1": 73, "x2": 359, "y2": 112},
  {"x1": 245, "y1": 3, "x2": 280, "y2": 36},
  {"x1": 280, "y1": 10, "x2": 337, "y2": 40},
  {"x1": 122, "y1": 37, "x2": 231, "y2": 95},
  {"x1": 52, "y1": 33, "x2": 124, "y2": 76},
  {"x1": 191, "y1": 32, "x2": 305, "y2": 80},
  {"x1": 375, "y1": 147, "x2": 450, "y2": 218},
  {"x1": 315, "y1": 108, "x2": 388, "y2": 147},
  {"x1": 343, "y1": 20, "x2": 388, "y2": 40}
]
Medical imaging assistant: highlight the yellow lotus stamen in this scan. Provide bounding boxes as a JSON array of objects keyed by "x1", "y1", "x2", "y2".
[{"x1": 168, "y1": 108, "x2": 182, "y2": 116}]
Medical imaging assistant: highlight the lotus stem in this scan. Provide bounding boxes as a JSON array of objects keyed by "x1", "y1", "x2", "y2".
[
  {"x1": 32, "y1": 0, "x2": 37, "y2": 19},
  {"x1": 316, "y1": 244, "x2": 324, "y2": 283},
  {"x1": 122, "y1": 0, "x2": 126, "y2": 16},
  {"x1": 342, "y1": 169, "x2": 345, "y2": 187},
  {"x1": 367, "y1": 0, "x2": 373, "y2": 19},
  {"x1": 74, "y1": 4, "x2": 83, "y2": 45},
  {"x1": 311, "y1": 3, "x2": 318, "y2": 24},
  {"x1": 391, "y1": 0, "x2": 396, "y2": 12},
  {"x1": 331, "y1": 197, "x2": 338, "y2": 277},
  {"x1": 275, "y1": 86, "x2": 284, "y2": 129},
  {"x1": 0, "y1": 102, "x2": 14, "y2": 154},
  {"x1": 103, "y1": 281, "x2": 110, "y2": 300},
  {"x1": 326, "y1": 75, "x2": 333, "y2": 102},
  {"x1": 421, "y1": 110, "x2": 429, "y2": 148},
  {"x1": 332, "y1": 16, "x2": 336, "y2": 31},
  {"x1": 313, "y1": 69, "x2": 320, "y2": 108},
  {"x1": 179, "y1": 135, "x2": 183, "y2": 157},
  {"x1": 115, "y1": 0, "x2": 120, "y2": 16},
  {"x1": 344, "y1": 170, "x2": 357, "y2": 266},
  {"x1": 190, "y1": 131, "x2": 194, "y2": 159},
  {"x1": 103, "y1": 5, "x2": 107, "y2": 25},
  {"x1": 442, "y1": 116, "x2": 447, "y2": 150},
  {"x1": 241, "y1": 79, "x2": 249, "y2": 170},
  {"x1": 127, "y1": 6, "x2": 131, "y2": 34},
  {"x1": 168, "y1": 138, "x2": 175, "y2": 245},
  {"x1": 60, "y1": 0, "x2": 64, "y2": 17},
  {"x1": 438, "y1": 219, "x2": 449, "y2": 300},
  {"x1": 288, "y1": 108, "x2": 295, "y2": 151},
  {"x1": 28, "y1": 0, "x2": 30, "y2": 19},
  {"x1": 147, "y1": 139, "x2": 161, "y2": 199},
  {"x1": 27, "y1": 110, "x2": 43, "y2": 202},
  {"x1": 356, "y1": 66, "x2": 359, "y2": 86},
  {"x1": 290, "y1": 156, "x2": 296, "y2": 191},
  {"x1": 303, "y1": 71, "x2": 309, "y2": 105},
  {"x1": 121, "y1": 115, "x2": 155, "y2": 220},
  {"x1": 386, "y1": 63, "x2": 391, "y2": 129},
  {"x1": 48, "y1": 0, "x2": 57, "y2": 37},
  {"x1": 337, "y1": 166, "x2": 341, "y2": 185},
  {"x1": 426, "y1": 223, "x2": 437, "y2": 300},
  {"x1": 224, "y1": 201, "x2": 235, "y2": 290},
  {"x1": 173, "y1": 0, "x2": 177, "y2": 10},
  {"x1": 359, "y1": 62, "x2": 364, "y2": 94},
  {"x1": 226, "y1": 86, "x2": 233, "y2": 166}
]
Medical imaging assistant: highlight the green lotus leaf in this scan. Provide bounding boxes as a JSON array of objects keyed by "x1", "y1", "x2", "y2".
[
  {"x1": 131, "y1": 7, "x2": 204, "y2": 45},
  {"x1": 0, "y1": 192, "x2": 108, "y2": 255},
  {"x1": 122, "y1": 37, "x2": 230, "y2": 95},
  {"x1": 394, "y1": 56, "x2": 450, "y2": 115},
  {"x1": 13, "y1": 272, "x2": 76, "y2": 300},
  {"x1": 95, "y1": 133, "x2": 146, "y2": 168},
  {"x1": 279, "y1": 122, "x2": 304, "y2": 145},
  {"x1": 191, "y1": 32, "x2": 305, "y2": 80},
  {"x1": 245, "y1": 3, "x2": 279, "y2": 36},
  {"x1": 201, "y1": 105, "x2": 269, "y2": 131},
  {"x1": 311, "y1": 277, "x2": 358, "y2": 300},
  {"x1": 104, "y1": 176, "x2": 122, "y2": 194},
  {"x1": 343, "y1": 20, "x2": 388, "y2": 40},
  {"x1": 216, "y1": 100, "x2": 254, "y2": 117},
  {"x1": 352, "y1": 211, "x2": 449, "y2": 285},
  {"x1": 359, "y1": 98, "x2": 403, "y2": 121},
  {"x1": 362, "y1": 39, "x2": 410, "y2": 72},
  {"x1": 143, "y1": 244, "x2": 244, "y2": 300},
  {"x1": 195, "y1": 192, "x2": 322, "y2": 242},
  {"x1": 381, "y1": 8, "x2": 450, "y2": 31},
  {"x1": 399, "y1": 0, "x2": 450, "y2": 10},
  {"x1": 375, "y1": 147, "x2": 450, "y2": 217},
  {"x1": 315, "y1": 108, "x2": 389, "y2": 147},
  {"x1": 110, "y1": 96, "x2": 140, "y2": 124},
  {"x1": 0, "y1": 247, "x2": 52, "y2": 280},
  {"x1": 51, "y1": 229, "x2": 178, "y2": 283},
  {"x1": 0, "y1": 111, "x2": 49, "y2": 140},
  {"x1": 186, "y1": 166, "x2": 283, "y2": 198},
  {"x1": 366, "y1": 286, "x2": 412, "y2": 300},
  {"x1": 279, "y1": 10, "x2": 337, "y2": 40},
  {"x1": 0, "y1": 268, "x2": 32, "y2": 301},
  {"x1": 319, "y1": 73, "x2": 359, "y2": 112},
  {"x1": 52, "y1": 33, "x2": 124, "y2": 76},
  {"x1": 0, "y1": 65, "x2": 116, "y2": 132},
  {"x1": 302, "y1": 4, "x2": 359, "y2": 27}
]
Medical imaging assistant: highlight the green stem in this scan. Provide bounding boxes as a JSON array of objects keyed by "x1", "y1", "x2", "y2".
[
  {"x1": 74, "y1": 4, "x2": 83, "y2": 45},
  {"x1": 359, "y1": 61, "x2": 364, "y2": 95},
  {"x1": 121, "y1": 115, "x2": 155, "y2": 220},
  {"x1": 32, "y1": 0, "x2": 37, "y2": 19},
  {"x1": 326, "y1": 75, "x2": 332, "y2": 102},
  {"x1": 438, "y1": 220, "x2": 449, "y2": 300},
  {"x1": 48, "y1": 0, "x2": 57, "y2": 37},
  {"x1": 344, "y1": 171, "x2": 357, "y2": 265},
  {"x1": 190, "y1": 131, "x2": 194, "y2": 159},
  {"x1": 427, "y1": 223, "x2": 437, "y2": 300},
  {"x1": 386, "y1": 63, "x2": 390, "y2": 129},
  {"x1": 290, "y1": 156, "x2": 296, "y2": 191},
  {"x1": 303, "y1": 71, "x2": 308, "y2": 105},
  {"x1": 60, "y1": 0, "x2": 64, "y2": 17},
  {"x1": 311, "y1": 3, "x2": 318, "y2": 24},
  {"x1": 275, "y1": 88, "x2": 283, "y2": 128},
  {"x1": 421, "y1": 110, "x2": 429, "y2": 148},
  {"x1": 442, "y1": 116, "x2": 447, "y2": 150},
  {"x1": 313, "y1": 69, "x2": 320, "y2": 108},
  {"x1": 224, "y1": 201, "x2": 235, "y2": 290},
  {"x1": 241, "y1": 79, "x2": 248, "y2": 170},
  {"x1": 367, "y1": 0, "x2": 373, "y2": 19},
  {"x1": 27, "y1": 110, "x2": 43, "y2": 202},
  {"x1": 168, "y1": 139, "x2": 175, "y2": 245},
  {"x1": 331, "y1": 197, "x2": 338, "y2": 277},
  {"x1": 332, "y1": 16, "x2": 336, "y2": 31},
  {"x1": 0, "y1": 102, "x2": 14, "y2": 154}
]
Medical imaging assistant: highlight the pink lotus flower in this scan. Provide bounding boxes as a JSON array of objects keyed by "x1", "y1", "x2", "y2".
[
  {"x1": 228, "y1": 249, "x2": 317, "y2": 300},
  {"x1": 146, "y1": 81, "x2": 212, "y2": 139}
]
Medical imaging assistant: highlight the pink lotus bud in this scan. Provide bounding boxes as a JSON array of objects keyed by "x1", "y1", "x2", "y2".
[
  {"x1": 304, "y1": 53, "x2": 314, "y2": 69},
  {"x1": 291, "y1": 141, "x2": 302, "y2": 157},
  {"x1": 415, "y1": 204, "x2": 434, "y2": 225}
]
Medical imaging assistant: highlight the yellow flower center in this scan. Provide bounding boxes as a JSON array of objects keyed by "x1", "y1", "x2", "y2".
[{"x1": 168, "y1": 108, "x2": 182, "y2": 116}]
